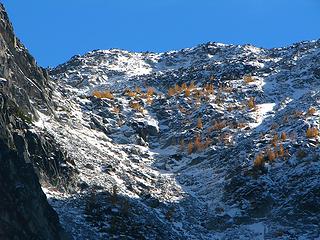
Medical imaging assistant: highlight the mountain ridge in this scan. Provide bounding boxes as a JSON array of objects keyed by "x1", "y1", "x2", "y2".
[{"x1": 52, "y1": 38, "x2": 320, "y2": 69}]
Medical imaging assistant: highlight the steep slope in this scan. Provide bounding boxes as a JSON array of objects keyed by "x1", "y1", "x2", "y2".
[
  {"x1": 45, "y1": 40, "x2": 320, "y2": 239},
  {"x1": 4, "y1": 1, "x2": 319, "y2": 238},
  {"x1": 0, "y1": 4, "x2": 74, "y2": 239}
]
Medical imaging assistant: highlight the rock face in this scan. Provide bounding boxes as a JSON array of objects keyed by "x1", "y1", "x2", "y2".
[
  {"x1": 0, "y1": 5, "x2": 53, "y2": 117},
  {"x1": 0, "y1": 4, "x2": 74, "y2": 239},
  {"x1": 0, "y1": 100, "x2": 66, "y2": 240}
]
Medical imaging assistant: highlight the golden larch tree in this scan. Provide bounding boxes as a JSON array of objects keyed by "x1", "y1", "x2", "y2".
[{"x1": 197, "y1": 117, "x2": 203, "y2": 129}]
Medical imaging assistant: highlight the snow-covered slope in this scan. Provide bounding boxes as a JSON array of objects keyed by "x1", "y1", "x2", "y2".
[{"x1": 40, "y1": 40, "x2": 320, "y2": 239}]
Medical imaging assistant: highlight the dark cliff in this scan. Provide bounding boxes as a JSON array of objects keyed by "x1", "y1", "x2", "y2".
[{"x1": 0, "y1": 4, "x2": 74, "y2": 239}]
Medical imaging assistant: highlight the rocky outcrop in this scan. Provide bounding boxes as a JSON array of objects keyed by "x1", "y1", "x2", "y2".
[
  {"x1": 0, "y1": 94, "x2": 69, "y2": 240},
  {"x1": 0, "y1": 4, "x2": 52, "y2": 117},
  {"x1": 0, "y1": 4, "x2": 75, "y2": 239}
]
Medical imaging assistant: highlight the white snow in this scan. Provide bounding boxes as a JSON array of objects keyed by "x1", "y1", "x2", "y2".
[{"x1": 250, "y1": 103, "x2": 276, "y2": 128}]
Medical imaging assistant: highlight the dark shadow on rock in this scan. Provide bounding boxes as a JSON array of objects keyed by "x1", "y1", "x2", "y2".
[{"x1": 49, "y1": 188, "x2": 192, "y2": 240}]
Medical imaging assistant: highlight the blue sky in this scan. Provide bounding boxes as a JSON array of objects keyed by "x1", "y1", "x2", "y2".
[{"x1": 2, "y1": 0, "x2": 320, "y2": 67}]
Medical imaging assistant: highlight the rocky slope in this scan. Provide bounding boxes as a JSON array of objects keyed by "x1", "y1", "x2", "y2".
[
  {"x1": 1, "y1": 2, "x2": 320, "y2": 239},
  {"x1": 0, "y1": 4, "x2": 75, "y2": 239},
  {"x1": 45, "y1": 40, "x2": 320, "y2": 239}
]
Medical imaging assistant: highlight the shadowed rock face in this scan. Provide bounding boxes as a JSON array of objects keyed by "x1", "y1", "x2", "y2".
[
  {"x1": 0, "y1": 4, "x2": 73, "y2": 239},
  {"x1": 0, "y1": 102, "x2": 65, "y2": 240}
]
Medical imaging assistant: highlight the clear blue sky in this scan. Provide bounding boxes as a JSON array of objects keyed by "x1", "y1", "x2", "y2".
[{"x1": 2, "y1": 0, "x2": 320, "y2": 67}]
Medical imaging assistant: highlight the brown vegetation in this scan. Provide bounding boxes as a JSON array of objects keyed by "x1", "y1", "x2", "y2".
[
  {"x1": 168, "y1": 87, "x2": 175, "y2": 97},
  {"x1": 267, "y1": 148, "x2": 276, "y2": 161},
  {"x1": 174, "y1": 84, "x2": 181, "y2": 93},
  {"x1": 93, "y1": 90, "x2": 114, "y2": 99},
  {"x1": 244, "y1": 75, "x2": 255, "y2": 84},
  {"x1": 278, "y1": 144, "x2": 285, "y2": 157},
  {"x1": 247, "y1": 97, "x2": 256, "y2": 110},
  {"x1": 254, "y1": 153, "x2": 264, "y2": 168},
  {"x1": 293, "y1": 110, "x2": 304, "y2": 119},
  {"x1": 147, "y1": 87, "x2": 155, "y2": 96},
  {"x1": 306, "y1": 127, "x2": 319, "y2": 138},
  {"x1": 197, "y1": 117, "x2": 203, "y2": 129},
  {"x1": 112, "y1": 107, "x2": 120, "y2": 114},
  {"x1": 185, "y1": 88, "x2": 191, "y2": 97},
  {"x1": 126, "y1": 89, "x2": 137, "y2": 98},
  {"x1": 146, "y1": 96, "x2": 153, "y2": 105},
  {"x1": 135, "y1": 86, "x2": 141, "y2": 94},
  {"x1": 130, "y1": 102, "x2": 143, "y2": 112},
  {"x1": 280, "y1": 132, "x2": 287, "y2": 141},
  {"x1": 194, "y1": 135, "x2": 202, "y2": 151},
  {"x1": 212, "y1": 121, "x2": 226, "y2": 131},
  {"x1": 181, "y1": 83, "x2": 188, "y2": 90},
  {"x1": 307, "y1": 107, "x2": 316, "y2": 116},
  {"x1": 204, "y1": 83, "x2": 214, "y2": 95},
  {"x1": 187, "y1": 142, "x2": 193, "y2": 154}
]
